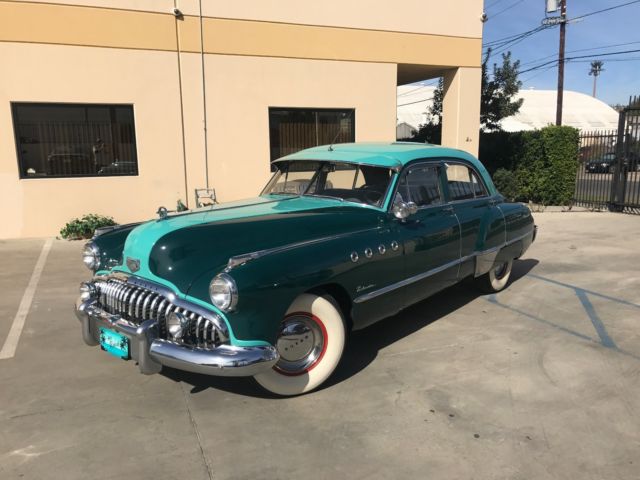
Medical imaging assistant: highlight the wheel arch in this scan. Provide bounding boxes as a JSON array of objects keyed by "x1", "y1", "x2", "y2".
[{"x1": 306, "y1": 283, "x2": 354, "y2": 332}]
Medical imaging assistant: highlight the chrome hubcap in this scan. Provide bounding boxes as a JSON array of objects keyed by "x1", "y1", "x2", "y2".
[
  {"x1": 275, "y1": 314, "x2": 324, "y2": 374},
  {"x1": 494, "y1": 262, "x2": 508, "y2": 280}
]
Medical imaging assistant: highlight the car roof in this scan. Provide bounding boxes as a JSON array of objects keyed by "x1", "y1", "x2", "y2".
[{"x1": 274, "y1": 142, "x2": 481, "y2": 170}]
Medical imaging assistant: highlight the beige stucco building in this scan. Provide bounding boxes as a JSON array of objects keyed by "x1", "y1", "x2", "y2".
[{"x1": 0, "y1": 0, "x2": 484, "y2": 238}]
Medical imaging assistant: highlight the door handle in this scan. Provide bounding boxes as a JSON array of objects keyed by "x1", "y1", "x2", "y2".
[{"x1": 442, "y1": 205, "x2": 454, "y2": 213}]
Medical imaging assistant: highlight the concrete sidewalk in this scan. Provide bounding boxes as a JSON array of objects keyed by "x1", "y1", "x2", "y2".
[{"x1": 0, "y1": 212, "x2": 639, "y2": 480}]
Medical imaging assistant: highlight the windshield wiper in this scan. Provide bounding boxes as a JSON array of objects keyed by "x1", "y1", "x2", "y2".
[{"x1": 303, "y1": 194, "x2": 344, "y2": 202}]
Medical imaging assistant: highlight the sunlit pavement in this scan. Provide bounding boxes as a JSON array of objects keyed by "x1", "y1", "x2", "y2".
[{"x1": 1, "y1": 212, "x2": 639, "y2": 480}]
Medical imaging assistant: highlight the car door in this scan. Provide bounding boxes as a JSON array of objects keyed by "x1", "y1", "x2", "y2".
[
  {"x1": 394, "y1": 162, "x2": 461, "y2": 306},
  {"x1": 442, "y1": 160, "x2": 504, "y2": 278}
]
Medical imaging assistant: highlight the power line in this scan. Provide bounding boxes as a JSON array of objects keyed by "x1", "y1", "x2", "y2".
[
  {"x1": 485, "y1": 0, "x2": 510, "y2": 11},
  {"x1": 571, "y1": 0, "x2": 640, "y2": 21},
  {"x1": 484, "y1": 26, "x2": 545, "y2": 47},
  {"x1": 520, "y1": 39, "x2": 640, "y2": 67},
  {"x1": 396, "y1": 80, "x2": 439, "y2": 97},
  {"x1": 484, "y1": 26, "x2": 551, "y2": 56},
  {"x1": 397, "y1": 97, "x2": 434, "y2": 107},
  {"x1": 521, "y1": 56, "x2": 640, "y2": 84},
  {"x1": 489, "y1": 0, "x2": 525, "y2": 19},
  {"x1": 521, "y1": 64, "x2": 557, "y2": 83},
  {"x1": 492, "y1": 27, "x2": 551, "y2": 57},
  {"x1": 519, "y1": 48, "x2": 640, "y2": 75}
]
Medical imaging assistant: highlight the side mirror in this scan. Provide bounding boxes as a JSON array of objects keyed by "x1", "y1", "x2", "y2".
[{"x1": 392, "y1": 201, "x2": 418, "y2": 220}]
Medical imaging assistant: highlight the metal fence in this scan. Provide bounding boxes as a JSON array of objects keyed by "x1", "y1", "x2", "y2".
[{"x1": 574, "y1": 95, "x2": 640, "y2": 213}]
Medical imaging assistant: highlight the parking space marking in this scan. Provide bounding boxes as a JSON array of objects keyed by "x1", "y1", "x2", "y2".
[
  {"x1": 487, "y1": 273, "x2": 640, "y2": 362},
  {"x1": 0, "y1": 238, "x2": 53, "y2": 360},
  {"x1": 575, "y1": 290, "x2": 617, "y2": 349}
]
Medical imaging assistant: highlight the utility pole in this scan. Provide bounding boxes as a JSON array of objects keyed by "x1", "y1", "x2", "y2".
[
  {"x1": 555, "y1": 0, "x2": 567, "y2": 125},
  {"x1": 589, "y1": 60, "x2": 604, "y2": 98}
]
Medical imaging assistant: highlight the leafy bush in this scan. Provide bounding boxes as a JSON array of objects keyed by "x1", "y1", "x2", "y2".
[
  {"x1": 60, "y1": 214, "x2": 117, "y2": 240},
  {"x1": 492, "y1": 168, "x2": 521, "y2": 201},
  {"x1": 482, "y1": 125, "x2": 579, "y2": 205}
]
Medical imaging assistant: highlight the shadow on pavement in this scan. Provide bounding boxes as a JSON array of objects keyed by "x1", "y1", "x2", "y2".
[{"x1": 162, "y1": 258, "x2": 540, "y2": 398}]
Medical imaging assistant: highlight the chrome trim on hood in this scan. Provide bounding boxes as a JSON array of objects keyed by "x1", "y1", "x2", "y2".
[{"x1": 225, "y1": 227, "x2": 380, "y2": 271}]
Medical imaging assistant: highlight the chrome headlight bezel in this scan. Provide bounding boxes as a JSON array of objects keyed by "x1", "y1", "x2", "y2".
[
  {"x1": 82, "y1": 242, "x2": 100, "y2": 272},
  {"x1": 209, "y1": 273, "x2": 238, "y2": 312}
]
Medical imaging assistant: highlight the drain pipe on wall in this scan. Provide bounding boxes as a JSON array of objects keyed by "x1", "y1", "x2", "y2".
[
  {"x1": 173, "y1": 2, "x2": 190, "y2": 208},
  {"x1": 199, "y1": 0, "x2": 210, "y2": 190}
]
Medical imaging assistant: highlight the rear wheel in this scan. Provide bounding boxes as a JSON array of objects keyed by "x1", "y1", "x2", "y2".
[
  {"x1": 254, "y1": 294, "x2": 346, "y2": 396},
  {"x1": 475, "y1": 259, "x2": 513, "y2": 293}
]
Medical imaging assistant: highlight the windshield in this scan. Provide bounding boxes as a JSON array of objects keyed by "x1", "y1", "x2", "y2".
[{"x1": 262, "y1": 160, "x2": 395, "y2": 207}]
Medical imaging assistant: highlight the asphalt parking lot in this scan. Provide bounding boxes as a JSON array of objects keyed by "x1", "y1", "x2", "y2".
[{"x1": 1, "y1": 212, "x2": 639, "y2": 480}]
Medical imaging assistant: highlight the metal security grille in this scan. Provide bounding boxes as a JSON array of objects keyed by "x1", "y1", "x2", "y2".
[
  {"x1": 268, "y1": 108, "x2": 355, "y2": 163},
  {"x1": 11, "y1": 103, "x2": 138, "y2": 179},
  {"x1": 574, "y1": 96, "x2": 640, "y2": 213}
]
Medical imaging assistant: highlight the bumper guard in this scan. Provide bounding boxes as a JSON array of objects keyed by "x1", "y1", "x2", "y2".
[{"x1": 75, "y1": 297, "x2": 279, "y2": 377}]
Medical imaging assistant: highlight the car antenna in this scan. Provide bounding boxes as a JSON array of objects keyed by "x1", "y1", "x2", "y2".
[{"x1": 328, "y1": 109, "x2": 354, "y2": 151}]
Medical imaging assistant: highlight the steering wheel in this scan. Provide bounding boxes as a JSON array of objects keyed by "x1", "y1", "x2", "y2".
[{"x1": 362, "y1": 189, "x2": 382, "y2": 204}]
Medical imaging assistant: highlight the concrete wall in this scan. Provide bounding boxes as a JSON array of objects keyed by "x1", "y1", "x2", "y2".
[{"x1": 0, "y1": 0, "x2": 483, "y2": 238}]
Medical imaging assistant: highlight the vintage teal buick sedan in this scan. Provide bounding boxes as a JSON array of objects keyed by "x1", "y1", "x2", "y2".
[{"x1": 76, "y1": 143, "x2": 536, "y2": 396}]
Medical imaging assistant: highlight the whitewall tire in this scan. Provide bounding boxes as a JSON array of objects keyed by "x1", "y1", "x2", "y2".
[
  {"x1": 477, "y1": 259, "x2": 514, "y2": 293},
  {"x1": 254, "y1": 293, "x2": 346, "y2": 396}
]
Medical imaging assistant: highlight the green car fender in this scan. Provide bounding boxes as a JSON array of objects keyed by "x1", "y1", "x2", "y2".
[{"x1": 186, "y1": 221, "x2": 395, "y2": 345}]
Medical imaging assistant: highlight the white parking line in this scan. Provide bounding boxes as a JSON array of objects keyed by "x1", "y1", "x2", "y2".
[{"x1": 0, "y1": 238, "x2": 53, "y2": 360}]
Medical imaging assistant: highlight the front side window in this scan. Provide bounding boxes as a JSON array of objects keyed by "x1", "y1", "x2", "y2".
[
  {"x1": 262, "y1": 161, "x2": 393, "y2": 207},
  {"x1": 397, "y1": 164, "x2": 442, "y2": 207},
  {"x1": 444, "y1": 163, "x2": 487, "y2": 201},
  {"x1": 12, "y1": 103, "x2": 138, "y2": 178},
  {"x1": 268, "y1": 108, "x2": 355, "y2": 164}
]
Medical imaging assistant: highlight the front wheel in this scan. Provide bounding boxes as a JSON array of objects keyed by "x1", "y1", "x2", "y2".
[
  {"x1": 475, "y1": 259, "x2": 514, "y2": 293},
  {"x1": 254, "y1": 294, "x2": 346, "y2": 396}
]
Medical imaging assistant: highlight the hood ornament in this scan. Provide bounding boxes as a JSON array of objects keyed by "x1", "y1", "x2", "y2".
[{"x1": 156, "y1": 206, "x2": 168, "y2": 220}]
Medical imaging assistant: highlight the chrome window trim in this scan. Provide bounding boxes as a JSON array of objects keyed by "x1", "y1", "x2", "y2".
[
  {"x1": 399, "y1": 162, "x2": 444, "y2": 209},
  {"x1": 353, "y1": 228, "x2": 534, "y2": 304},
  {"x1": 387, "y1": 159, "x2": 443, "y2": 214},
  {"x1": 442, "y1": 159, "x2": 490, "y2": 201}
]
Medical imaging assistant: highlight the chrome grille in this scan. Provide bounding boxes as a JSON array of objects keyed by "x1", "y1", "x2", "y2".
[{"x1": 95, "y1": 278, "x2": 227, "y2": 349}]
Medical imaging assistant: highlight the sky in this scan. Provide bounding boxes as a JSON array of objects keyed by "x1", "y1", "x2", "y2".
[{"x1": 481, "y1": 0, "x2": 640, "y2": 106}]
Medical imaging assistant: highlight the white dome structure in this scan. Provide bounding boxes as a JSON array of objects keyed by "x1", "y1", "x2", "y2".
[{"x1": 396, "y1": 85, "x2": 620, "y2": 136}]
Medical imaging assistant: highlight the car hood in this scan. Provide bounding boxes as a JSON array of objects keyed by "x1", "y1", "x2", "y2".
[{"x1": 116, "y1": 196, "x2": 382, "y2": 292}]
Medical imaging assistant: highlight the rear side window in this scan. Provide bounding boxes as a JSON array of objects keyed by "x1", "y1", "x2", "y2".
[
  {"x1": 444, "y1": 163, "x2": 487, "y2": 201},
  {"x1": 397, "y1": 164, "x2": 442, "y2": 207}
]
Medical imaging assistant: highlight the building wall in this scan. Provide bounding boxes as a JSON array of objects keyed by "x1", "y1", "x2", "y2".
[
  {"x1": 8, "y1": 0, "x2": 483, "y2": 38},
  {"x1": 0, "y1": 0, "x2": 483, "y2": 238}
]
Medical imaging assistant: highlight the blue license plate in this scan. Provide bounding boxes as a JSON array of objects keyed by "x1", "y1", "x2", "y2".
[{"x1": 99, "y1": 328, "x2": 130, "y2": 359}]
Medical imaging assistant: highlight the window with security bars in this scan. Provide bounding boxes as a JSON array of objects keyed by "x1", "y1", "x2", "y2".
[
  {"x1": 268, "y1": 108, "x2": 355, "y2": 165},
  {"x1": 12, "y1": 103, "x2": 138, "y2": 178}
]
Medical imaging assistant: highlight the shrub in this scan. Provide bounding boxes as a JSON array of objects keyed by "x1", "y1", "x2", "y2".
[
  {"x1": 60, "y1": 214, "x2": 117, "y2": 240},
  {"x1": 481, "y1": 125, "x2": 579, "y2": 205},
  {"x1": 492, "y1": 168, "x2": 520, "y2": 201}
]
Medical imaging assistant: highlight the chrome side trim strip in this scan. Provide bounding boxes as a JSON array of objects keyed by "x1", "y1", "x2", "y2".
[
  {"x1": 226, "y1": 227, "x2": 380, "y2": 270},
  {"x1": 354, "y1": 256, "x2": 463, "y2": 303},
  {"x1": 353, "y1": 228, "x2": 534, "y2": 304}
]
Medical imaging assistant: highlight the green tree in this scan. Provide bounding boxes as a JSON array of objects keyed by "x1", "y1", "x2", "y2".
[
  {"x1": 410, "y1": 48, "x2": 523, "y2": 141},
  {"x1": 481, "y1": 49, "x2": 524, "y2": 131}
]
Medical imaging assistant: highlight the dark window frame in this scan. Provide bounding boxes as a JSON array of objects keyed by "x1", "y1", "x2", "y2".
[
  {"x1": 268, "y1": 107, "x2": 356, "y2": 166},
  {"x1": 441, "y1": 159, "x2": 489, "y2": 202},
  {"x1": 11, "y1": 101, "x2": 139, "y2": 180},
  {"x1": 397, "y1": 162, "x2": 444, "y2": 208}
]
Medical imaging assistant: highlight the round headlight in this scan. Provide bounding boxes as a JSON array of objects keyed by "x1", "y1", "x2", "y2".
[
  {"x1": 79, "y1": 281, "x2": 98, "y2": 301},
  {"x1": 166, "y1": 311, "x2": 189, "y2": 340},
  {"x1": 82, "y1": 243, "x2": 100, "y2": 271},
  {"x1": 209, "y1": 273, "x2": 238, "y2": 311}
]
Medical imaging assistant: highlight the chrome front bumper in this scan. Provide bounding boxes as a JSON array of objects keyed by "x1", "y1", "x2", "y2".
[{"x1": 75, "y1": 297, "x2": 279, "y2": 377}]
